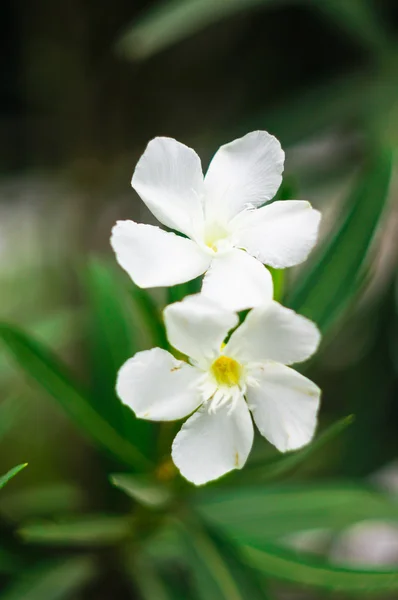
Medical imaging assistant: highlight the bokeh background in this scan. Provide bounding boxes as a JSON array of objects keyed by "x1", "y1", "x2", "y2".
[{"x1": 1, "y1": 1, "x2": 398, "y2": 598}]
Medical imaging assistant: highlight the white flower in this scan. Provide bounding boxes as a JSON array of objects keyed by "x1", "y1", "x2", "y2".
[
  {"x1": 116, "y1": 295, "x2": 321, "y2": 485},
  {"x1": 111, "y1": 132, "x2": 321, "y2": 311}
]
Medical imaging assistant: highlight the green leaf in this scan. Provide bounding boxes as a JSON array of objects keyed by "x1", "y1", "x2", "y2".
[
  {"x1": 273, "y1": 176, "x2": 299, "y2": 202},
  {"x1": 0, "y1": 482, "x2": 84, "y2": 519},
  {"x1": 29, "y1": 308, "x2": 84, "y2": 350},
  {"x1": 0, "y1": 464, "x2": 27, "y2": 490},
  {"x1": 1, "y1": 556, "x2": 95, "y2": 600},
  {"x1": 244, "y1": 70, "x2": 373, "y2": 149},
  {"x1": 82, "y1": 259, "x2": 135, "y2": 430},
  {"x1": 130, "y1": 284, "x2": 168, "y2": 350},
  {"x1": 235, "y1": 415, "x2": 354, "y2": 484},
  {"x1": 195, "y1": 483, "x2": 398, "y2": 545},
  {"x1": 110, "y1": 473, "x2": 172, "y2": 508},
  {"x1": 0, "y1": 323, "x2": 151, "y2": 470},
  {"x1": 176, "y1": 516, "x2": 269, "y2": 600},
  {"x1": 0, "y1": 309, "x2": 82, "y2": 385},
  {"x1": 117, "y1": 0, "x2": 284, "y2": 60},
  {"x1": 288, "y1": 148, "x2": 393, "y2": 332},
  {"x1": 130, "y1": 556, "x2": 182, "y2": 600},
  {"x1": 82, "y1": 259, "x2": 153, "y2": 453},
  {"x1": 167, "y1": 276, "x2": 202, "y2": 305},
  {"x1": 268, "y1": 268, "x2": 285, "y2": 304},
  {"x1": 312, "y1": 0, "x2": 391, "y2": 56},
  {"x1": 244, "y1": 543, "x2": 398, "y2": 593},
  {"x1": 19, "y1": 514, "x2": 131, "y2": 546}
]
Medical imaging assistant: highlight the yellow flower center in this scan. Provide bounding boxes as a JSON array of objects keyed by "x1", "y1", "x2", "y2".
[
  {"x1": 204, "y1": 222, "x2": 229, "y2": 251},
  {"x1": 211, "y1": 356, "x2": 242, "y2": 387}
]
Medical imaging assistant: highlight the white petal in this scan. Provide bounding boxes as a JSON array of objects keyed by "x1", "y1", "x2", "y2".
[
  {"x1": 132, "y1": 137, "x2": 205, "y2": 238},
  {"x1": 204, "y1": 131, "x2": 284, "y2": 223},
  {"x1": 232, "y1": 201, "x2": 321, "y2": 268},
  {"x1": 116, "y1": 348, "x2": 203, "y2": 421},
  {"x1": 111, "y1": 220, "x2": 210, "y2": 288},
  {"x1": 172, "y1": 396, "x2": 253, "y2": 485},
  {"x1": 201, "y1": 249, "x2": 273, "y2": 311},
  {"x1": 164, "y1": 295, "x2": 238, "y2": 363},
  {"x1": 225, "y1": 301, "x2": 320, "y2": 365},
  {"x1": 247, "y1": 362, "x2": 320, "y2": 452}
]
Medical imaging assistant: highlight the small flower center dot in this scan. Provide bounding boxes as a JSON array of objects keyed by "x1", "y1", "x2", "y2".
[
  {"x1": 211, "y1": 356, "x2": 242, "y2": 387},
  {"x1": 204, "y1": 222, "x2": 229, "y2": 252}
]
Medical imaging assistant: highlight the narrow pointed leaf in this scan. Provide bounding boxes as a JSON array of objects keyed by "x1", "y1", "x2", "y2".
[
  {"x1": 234, "y1": 415, "x2": 354, "y2": 484},
  {"x1": 110, "y1": 473, "x2": 172, "y2": 508},
  {"x1": 268, "y1": 268, "x2": 285, "y2": 304},
  {"x1": 176, "y1": 517, "x2": 269, "y2": 600},
  {"x1": 288, "y1": 148, "x2": 393, "y2": 332},
  {"x1": 312, "y1": 0, "x2": 390, "y2": 55},
  {"x1": 19, "y1": 515, "x2": 131, "y2": 546},
  {"x1": 1, "y1": 556, "x2": 95, "y2": 600},
  {"x1": 0, "y1": 323, "x2": 151, "y2": 470},
  {"x1": 244, "y1": 543, "x2": 398, "y2": 593},
  {"x1": 196, "y1": 483, "x2": 398, "y2": 544},
  {"x1": 117, "y1": 0, "x2": 284, "y2": 60},
  {"x1": 0, "y1": 464, "x2": 27, "y2": 490},
  {"x1": 130, "y1": 285, "x2": 168, "y2": 350},
  {"x1": 0, "y1": 482, "x2": 84, "y2": 519},
  {"x1": 83, "y1": 259, "x2": 135, "y2": 429},
  {"x1": 83, "y1": 259, "x2": 153, "y2": 453},
  {"x1": 130, "y1": 556, "x2": 183, "y2": 600},
  {"x1": 0, "y1": 309, "x2": 82, "y2": 385}
]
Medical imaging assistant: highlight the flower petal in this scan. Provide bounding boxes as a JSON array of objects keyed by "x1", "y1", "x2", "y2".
[
  {"x1": 111, "y1": 220, "x2": 210, "y2": 288},
  {"x1": 204, "y1": 131, "x2": 284, "y2": 223},
  {"x1": 164, "y1": 295, "x2": 238, "y2": 363},
  {"x1": 232, "y1": 200, "x2": 321, "y2": 268},
  {"x1": 226, "y1": 301, "x2": 320, "y2": 365},
  {"x1": 201, "y1": 248, "x2": 273, "y2": 311},
  {"x1": 132, "y1": 137, "x2": 205, "y2": 238},
  {"x1": 116, "y1": 348, "x2": 203, "y2": 421},
  {"x1": 247, "y1": 362, "x2": 320, "y2": 452},
  {"x1": 172, "y1": 396, "x2": 253, "y2": 485}
]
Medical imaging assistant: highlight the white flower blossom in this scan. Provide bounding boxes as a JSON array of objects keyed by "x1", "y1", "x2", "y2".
[
  {"x1": 111, "y1": 131, "x2": 321, "y2": 311},
  {"x1": 116, "y1": 295, "x2": 321, "y2": 485}
]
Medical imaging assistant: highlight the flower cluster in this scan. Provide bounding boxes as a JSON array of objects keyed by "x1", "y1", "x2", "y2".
[{"x1": 111, "y1": 131, "x2": 322, "y2": 485}]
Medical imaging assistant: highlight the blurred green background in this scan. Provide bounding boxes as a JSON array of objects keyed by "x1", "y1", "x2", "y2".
[{"x1": 1, "y1": 0, "x2": 398, "y2": 598}]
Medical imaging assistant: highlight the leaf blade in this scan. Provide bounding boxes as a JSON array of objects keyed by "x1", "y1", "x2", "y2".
[
  {"x1": 117, "y1": 0, "x2": 284, "y2": 60},
  {"x1": 175, "y1": 516, "x2": 269, "y2": 600},
  {"x1": 0, "y1": 323, "x2": 151, "y2": 470},
  {"x1": 19, "y1": 515, "x2": 131, "y2": 546},
  {"x1": 196, "y1": 483, "x2": 398, "y2": 544},
  {"x1": 82, "y1": 258, "x2": 135, "y2": 430},
  {"x1": 244, "y1": 543, "x2": 398, "y2": 593},
  {"x1": 1, "y1": 557, "x2": 95, "y2": 600},
  {"x1": 0, "y1": 464, "x2": 27, "y2": 490},
  {"x1": 288, "y1": 148, "x2": 393, "y2": 332},
  {"x1": 82, "y1": 259, "x2": 153, "y2": 455},
  {"x1": 236, "y1": 415, "x2": 354, "y2": 484},
  {"x1": 110, "y1": 473, "x2": 172, "y2": 508}
]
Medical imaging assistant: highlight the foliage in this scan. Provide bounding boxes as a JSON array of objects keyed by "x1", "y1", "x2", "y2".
[
  {"x1": 1, "y1": 1, "x2": 398, "y2": 598},
  {"x1": 0, "y1": 464, "x2": 27, "y2": 491},
  {"x1": 0, "y1": 143, "x2": 395, "y2": 596}
]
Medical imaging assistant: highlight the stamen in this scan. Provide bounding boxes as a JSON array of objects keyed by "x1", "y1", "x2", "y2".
[
  {"x1": 227, "y1": 389, "x2": 241, "y2": 415},
  {"x1": 213, "y1": 392, "x2": 232, "y2": 412},
  {"x1": 209, "y1": 389, "x2": 224, "y2": 413}
]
